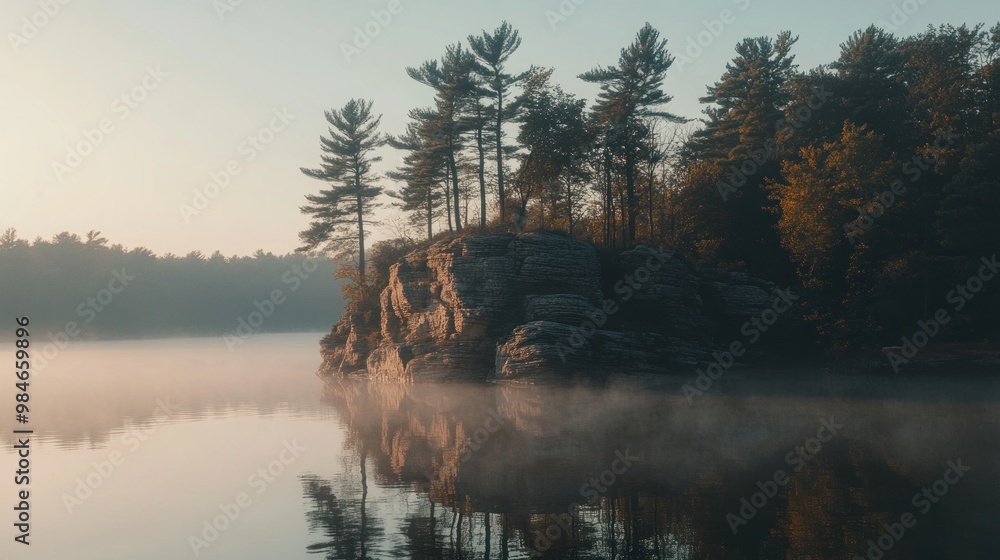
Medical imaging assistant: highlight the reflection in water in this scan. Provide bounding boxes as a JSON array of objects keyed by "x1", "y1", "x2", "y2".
[
  {"x1": 306, "y1": 375, "x2": 1000, "y2": 559},
  {"x1": 1, "y1": 335, "x2": 996, "y2": 558},
  {"x1": 301, "y1": 457, "x2": 384, "y2": 559}
]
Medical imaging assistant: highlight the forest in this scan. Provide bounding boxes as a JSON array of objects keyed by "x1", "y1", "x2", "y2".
[
  {"x1": 298, "y1": 21, "x2": 1000, "y2": 351},
  {"x1": 0, "y1": 229, "x2": 344, "y2": 341}
]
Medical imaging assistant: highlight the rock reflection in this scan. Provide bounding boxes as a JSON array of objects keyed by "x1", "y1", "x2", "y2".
[{"x1": 303, "y1": 376, "x2": 1000, "y2": 559}]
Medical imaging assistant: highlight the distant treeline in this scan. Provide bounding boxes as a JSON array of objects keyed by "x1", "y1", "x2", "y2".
[{"x1": 0, "y1": 230, "x2": 344, "y2": 340}]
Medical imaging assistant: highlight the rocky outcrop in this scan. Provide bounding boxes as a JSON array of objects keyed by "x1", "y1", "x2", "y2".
[
  {"x1": 320, "y1": 233, "x2": 797, "y2": 383},
  {"x1": 493, "y1": 322, "x2": 706, "y2": 383},
  {"x1": 319, "y1": 313, "x2": 374, "y2": 374}
]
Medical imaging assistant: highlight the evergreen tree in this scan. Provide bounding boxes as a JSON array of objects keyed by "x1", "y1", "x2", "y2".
[
  {"x1": 830, "y1": 26, "x2": 909, "y2": 146},
  {"x1": 468, "y1": 21, "x2": 530, "y2": 227},
  {"x1": 407, "y1": 44, "x2": 478, "y2": 232},
  {"x1": 299, "y1": 99, "x2": 387, "y2": 280},
  {"x1": 691, "y1": 33, "x2": 798, "y2": 161},
  {"x1": 85, "y1": 230, "x2": 109, "y2": 247},
  {"x1": 685, "y1": 32, "x2": 799, "y2": 275},
  {"x1": 901, "y1": 25, "x2": 983, "y2": 142},
  {"x1": 388, "y1": 117, "x2": 448, "y2": 240},
  {"x1": 0, "y1": 228, "x2": 27, "y2": 250},
  {"x1": 513, "y1": 69, "x2": 592, "y2": 234},
  {"x1": 579, "y1": 23, "x2": 684, "y2": 247}
]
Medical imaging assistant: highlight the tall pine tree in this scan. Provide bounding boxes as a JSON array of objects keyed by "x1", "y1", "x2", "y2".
[
  {"x1": 579, "y1": 23, "x2": 684, "y2": 247},
  {"x1": 469, "y1": 21, "x2": 530, "y2": 227},
  {"x1": 299, "y1": 99, "x2": 386, "y2": 280}
]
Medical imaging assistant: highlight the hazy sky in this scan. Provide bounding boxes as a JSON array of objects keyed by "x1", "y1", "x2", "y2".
[{"x1": 1, "y1": 0, "x2": 993, "y2": 256}]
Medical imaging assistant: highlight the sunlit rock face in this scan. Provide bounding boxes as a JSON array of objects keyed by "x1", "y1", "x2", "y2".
[
  {"x1": 319, "y1": 312, "x2": 373, "y2": 375},
  {"x1": 321, "y1": 233, "x2": 793, "y2": 382}
]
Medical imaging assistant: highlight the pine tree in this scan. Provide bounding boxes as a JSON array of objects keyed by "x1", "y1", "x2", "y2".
[
  {"x1": 691, "y1": 32, "x2": 798, "y2": 161},
  {"x1": 299, "y1": 99, "x2": 386, "y2": 280},
  {"x1": 579, "y1": 23, "x2": 684, "y2": 247},
  {"x1": 513, "y1": 69, "x2": 592, "y2": 234},
  {"x1": 85, "y1": 230, "x2": 109, "y2": 247},
  {"x1": 0, "y1": 228, "x2": 27, "y2": 250},
  {"x1": 469, "y1": 21, "x2": 530, "y2": 227},
  {"x1": 685, "y1": 32, "x2": 799, "y2": 275},
  {"x1": 831, "y1": 26, "x2": 909, "y2": 145},
  {"x1": 901, "y1": 25, "x2": 982, "y2": 142},
  {"x1": 407, "y1": 44, "x2": 478, "y2": 232},
  {"x1": 388, "y1": 117, "x2": 448, "y2": 240}
]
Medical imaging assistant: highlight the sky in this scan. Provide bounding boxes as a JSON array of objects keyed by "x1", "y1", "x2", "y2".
[{"x1": 0, "y1": 0, "x2": 993, "y2": 256}]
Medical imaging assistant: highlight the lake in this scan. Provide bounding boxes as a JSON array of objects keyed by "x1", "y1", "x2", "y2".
[{"x1": 2, "y1": 333, "x2": 998, "y2": 559}]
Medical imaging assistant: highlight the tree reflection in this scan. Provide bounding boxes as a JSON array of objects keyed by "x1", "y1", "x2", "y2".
[
  {"x1": 301, "y1": 447, "x2": 383, "y2": 559},
  {"x1": 301, "y1": 376, "x2": 1000, "y2": 559}
]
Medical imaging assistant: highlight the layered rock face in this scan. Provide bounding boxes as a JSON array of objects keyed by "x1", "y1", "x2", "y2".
[{"x1": 320, "y1": 233, "x2": 791, "y2": 382}]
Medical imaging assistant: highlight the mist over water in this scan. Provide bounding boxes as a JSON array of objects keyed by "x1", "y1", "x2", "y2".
[{"x1": 1, "y1": 333, "x2": 997, "y2": 559}]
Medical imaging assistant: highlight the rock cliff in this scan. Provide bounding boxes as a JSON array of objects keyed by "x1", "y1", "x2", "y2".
[{"x1": 320, "y1": 233, "x2": 795, "y2": 382}]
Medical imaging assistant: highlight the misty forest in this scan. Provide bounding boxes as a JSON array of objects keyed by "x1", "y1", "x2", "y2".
[{"x1": 0, "y1": 228, "x2": 343, "y2": 339}]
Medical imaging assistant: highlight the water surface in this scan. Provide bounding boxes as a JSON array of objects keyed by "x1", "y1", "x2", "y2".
[{"x1": 2, "y1": 334, "x2": 998, "y2": 559}]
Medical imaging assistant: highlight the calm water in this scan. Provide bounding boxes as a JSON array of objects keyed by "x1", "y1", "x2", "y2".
[{"x1": 1, "y1": 333, "x2": 998, "y2": 559}]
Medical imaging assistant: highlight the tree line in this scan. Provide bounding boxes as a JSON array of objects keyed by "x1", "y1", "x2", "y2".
[
  {"x1": 299, "y1": 21, "x2": 999, "y2": 350},
  {"x1": 0, "y1": 229, "x2": 344, "y2": 340}
]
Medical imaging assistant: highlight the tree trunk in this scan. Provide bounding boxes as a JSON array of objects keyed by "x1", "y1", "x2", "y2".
[
  {"x1": 449, "y1": 143, "x2": 462, "y2": 232},
  {"x1": 477, "y1": 102, "x2": 487, "y2": 231},
  {"x1": 566, "y1": 177, "x2": 574, "y2": 237},
  {"x1": 426, "y1": 189, "x2": 433, "y2": 240},
  {"x1": 603, "y1": 147, "x2": 614, "y2": 249},
  {"x1": 360, "y1": 447, "x2": 368, "y2": 559},
  {"x1": 496, "y1": 90, "x2": 505, "y2": 226},
  {"x1": 519, "y1": 196, "x2": 530, "y2": 231},
  {"x1": 618, "y1": 188, "x2": 628, "y2": 250},
  {"x1": 355, "y1": 170, "x2": 366, "y2": 282},
  {"x1": 539, "y1": 195, "x2": 545, "y2": 229},
  {"x1": 443, "y1": 179, "x2": 453, "y2": 232},
  {"x1": 625, "y1": 147, "x2": 636, "y2": 247},
  {"x1": 647, "y1": 160, "x2": 656, "y2": 241}
]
